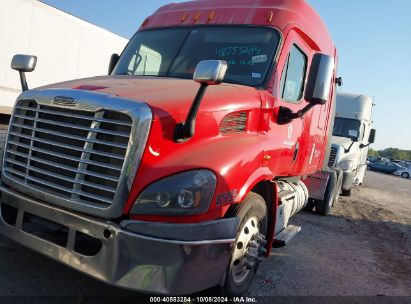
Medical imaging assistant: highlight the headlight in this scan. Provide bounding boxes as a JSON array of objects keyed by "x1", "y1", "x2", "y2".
[
  {"x1": 337, "y1": 160, "x2": 355, "y2": 171},
  {"x1": 132, "y1": 170, "x2": 217, "y2": 215}
]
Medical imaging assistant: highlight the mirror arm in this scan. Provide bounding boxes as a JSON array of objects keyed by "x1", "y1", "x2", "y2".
[
  {"x1": 344, "y1": 141, "x2": 355, "y2": 153},
  {"x1": 174, "y1": 84, "x2": 208, "y2": 142},
  {"x1": 277, "y1": 103, "x2": 318, "y2": 125},
  {"x1": 19, "y1": 71, "x2": 28, "y2": 91},
  {"x1": 360, "y1": 143, "x2": 371, "y2": 149}
]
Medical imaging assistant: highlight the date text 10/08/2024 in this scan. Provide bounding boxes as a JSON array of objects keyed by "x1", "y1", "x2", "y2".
[{"x1": 149, "y1": 297, "x2": 258, "y2": 303}]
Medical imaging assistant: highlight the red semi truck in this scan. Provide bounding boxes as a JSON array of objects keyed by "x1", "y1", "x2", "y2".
[{"x1": 0, "y1": 0, "x2": 339, "y2": 295}]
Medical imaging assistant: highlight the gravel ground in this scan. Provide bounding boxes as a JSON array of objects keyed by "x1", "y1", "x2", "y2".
[
  {"x1": 0, "y1": 124, "x2": 409, "y2": 299},
  {"x1": 250, "y1": 171, "x2": 411, "y2": 296}
]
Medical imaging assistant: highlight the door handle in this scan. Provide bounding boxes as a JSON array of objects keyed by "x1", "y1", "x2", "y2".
[{"x1": 293, "y1": 143, "x2": 299, "y2": 163}]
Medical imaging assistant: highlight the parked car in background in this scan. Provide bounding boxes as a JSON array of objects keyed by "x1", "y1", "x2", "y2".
[
  {"x1": 394, "y1": 167, "x2": 410, "y2": 179},
  {"x1": 367, "y1": 156, "x2": 378, "y2": 163},
  {"x1": 367, "y1": 161, "x2": 404, "y2": 174},
  {"x1": 398, "y1": 162, "x2": 411, "y2": 168},
  {"x1": 395, "y1": 163, "x2": 411, "y2": 179}
]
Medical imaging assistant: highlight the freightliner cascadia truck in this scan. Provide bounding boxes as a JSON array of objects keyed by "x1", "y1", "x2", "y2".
[
  {"x1": 302, "y1": 94, "x2": 376, "y2": 215},
  {"x1": 0, "y1": 0, "x2": 339, "y2": 296},
  {"x1": 329, "y1": 93, "x2": 376, "y2": 196}
]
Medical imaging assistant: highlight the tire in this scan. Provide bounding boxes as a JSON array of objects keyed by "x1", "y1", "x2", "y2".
[
  {"x1": 221, "y1": 192, "x2": 268, "y2": 296},
  {"x1": 402, "y1": 172, "x2": 410, "y2": 179},
  {"x1": 342, "y1": 188, "x2": 352, "y2": 197},
  {"x1": 316, "y1": 171, "x2": 337, "y2": 216},
  {"x1": 303, "y1": 199, "x2": 315, "y2": 212},
  {"x1": 367, "y1": 165, "x2": 372, "y2": 171}
]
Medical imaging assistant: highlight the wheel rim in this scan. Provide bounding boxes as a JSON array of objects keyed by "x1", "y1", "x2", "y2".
[
  {"x1": 230, "y1": 216, "x2": 261, "y2": 284},
  {"x1": 403, "y1": 173, "x2": 409, "y2": 179}
]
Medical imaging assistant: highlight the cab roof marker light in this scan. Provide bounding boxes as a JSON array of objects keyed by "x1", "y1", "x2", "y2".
[
  {"x1": 193, "y1": 12, "x2": 201, "y2": 22},
  {"x1": 181, "y1": 12, "x2": 189, "y2": 22},
  {"x1": 266, "y1": 11, "x2": 274, "y2": 22},
  {"x1": 208, "y1": 10, "x2": 215, "y2": 21}
]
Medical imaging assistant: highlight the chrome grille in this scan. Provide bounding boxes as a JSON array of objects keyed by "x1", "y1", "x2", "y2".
[
  {"x1": 328, "y1": 146, "x2": 338, "y2": 168},
  {"x1": 4, "y1": 99, "x2": 132, "y2": 208}
]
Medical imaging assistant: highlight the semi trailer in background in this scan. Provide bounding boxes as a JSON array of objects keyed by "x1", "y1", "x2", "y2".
[
  {"x1": 0, "y1": 0, "x2": 128, "y2": 119},
  {"x1": 0, "y1": 0, "x2": 340, "y2": 296}
]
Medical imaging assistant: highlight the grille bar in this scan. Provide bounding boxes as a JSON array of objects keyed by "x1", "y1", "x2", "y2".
[
  {"x1": 13, "y1": 114, "x2": 130, "y2": 138},
  {"x1": 6, "y1": 149, "x2": 119, "y2": 182},
  {"x1": 5, "y1": 158, "x2": 117, "y2": 193},
  {"x1": 4, "y1": 99, "x2": 132, "y2": 208},
  {"x1": 328, "y1": 147, "x2": 338, "y2": 168},
  {"x1": 12, "y1": 123, "x2": 128, "y2": 149},
  {"x1": 9, "y1": 131, "x2": 125, "y2": 160},
  {"x1": 10, "y1": 172, "x2": 114, "y2": 206},
  {"x1": 7, "y1": 142, "x2": 122, "y2": 171},
  {"x1": 15, "y1": 105, "x2": 132, "y2": 127}
]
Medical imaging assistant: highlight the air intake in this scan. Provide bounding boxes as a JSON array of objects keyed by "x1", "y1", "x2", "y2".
[{"x1": 219, "y1": 112, "x2": 248, "y2": 134}]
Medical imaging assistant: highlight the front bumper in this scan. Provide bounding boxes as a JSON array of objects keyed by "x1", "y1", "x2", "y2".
[{"x1": 0, "y1": 185, "x2": 238, "y2": 295}]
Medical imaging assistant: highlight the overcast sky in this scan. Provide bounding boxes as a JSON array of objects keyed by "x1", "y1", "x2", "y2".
[{"x1": 40, "y1": 0, "x2": 411, "y2": 150}]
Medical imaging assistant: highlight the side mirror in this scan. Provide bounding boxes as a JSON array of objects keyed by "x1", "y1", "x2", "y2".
[
  {"x1": 305, "y1": 53, "x2": 335, "y2": 105},
  {"x1": 108, "y1": 53, "x2": 120, "y2": 75},
  {"x1": 368, "y1": 129, "x2": 376, "y2": 144},
  {"x1": 360, "y1": 129, "x2": 376, "y2": 149},
  {"x1": 11, "y1": 54, "x2": 37, "y2": 91},
  {"x1": 193, "y1": 60, "x2": 228, "y2": 85},
  {"x1": 174, "y1": 60, "x2": 228, "y2": 142},
  {"x1": 277, "y1": 54, "x2": 334, "y2": 125}
]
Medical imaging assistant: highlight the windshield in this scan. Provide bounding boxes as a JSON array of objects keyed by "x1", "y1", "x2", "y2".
[
  {"x1": 333, "y1": 118, "x2": 363, "y2": 140},
  {"x1": 113, "y1": 26, "x2": 280, "y2": 86}
]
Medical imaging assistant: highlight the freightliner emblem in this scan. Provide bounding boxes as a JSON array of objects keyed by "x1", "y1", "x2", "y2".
[{"x1": 52, "y1": 96, "x2": 77, "y2": 106}]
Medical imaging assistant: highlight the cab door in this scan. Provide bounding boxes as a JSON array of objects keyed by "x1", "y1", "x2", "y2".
[{"x1": 270, "y1": 30, "x2": 319, "y2": 176}]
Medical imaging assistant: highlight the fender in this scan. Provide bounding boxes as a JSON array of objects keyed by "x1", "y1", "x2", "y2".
[
  {"x1": 235, "y1": 167, "x2": 274, "y2": 203},
  {"x1": 229, "y1": 166, "x2": 278, "y2": 256}
]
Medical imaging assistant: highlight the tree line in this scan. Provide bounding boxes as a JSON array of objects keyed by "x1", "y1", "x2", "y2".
[{"x1": 368, "y1": 148, "x2": 411, "y2": 161}]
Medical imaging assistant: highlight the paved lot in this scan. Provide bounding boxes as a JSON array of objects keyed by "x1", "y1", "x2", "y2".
[{"x1": 0, "y1": 152, "x2": 410, "y2": 297}]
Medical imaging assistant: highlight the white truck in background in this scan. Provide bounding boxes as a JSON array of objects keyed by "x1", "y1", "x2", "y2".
[
  {"x1": 0, "y1": 0, "x2": 128, "y2": 123},
  {"x1": 329, "y1": 93, "x2": 376, "y2": 196},
  {"x1": 303, "y1": 93, "x2": 376, "y2": 216}
]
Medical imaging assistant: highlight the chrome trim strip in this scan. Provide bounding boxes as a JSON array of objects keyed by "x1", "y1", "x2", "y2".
[{"x1": 2, "y1": 89, "x2": 152, "y2": 219}]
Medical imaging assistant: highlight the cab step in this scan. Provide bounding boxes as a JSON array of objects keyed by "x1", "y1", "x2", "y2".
[{"x1": 272, "y1": 225, "x2": 301, "y2": 248}]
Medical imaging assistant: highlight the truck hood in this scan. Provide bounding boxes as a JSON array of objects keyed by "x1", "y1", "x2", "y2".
[
  {"x1": 332, "y1": 136, "x2": 361, "y2": 167},
  {"x1": 41, "y1": 76, "x2": 262, "y2": 120},
  {"x1": 332, "y1": 136, "x2": 357, "y2": 151}
]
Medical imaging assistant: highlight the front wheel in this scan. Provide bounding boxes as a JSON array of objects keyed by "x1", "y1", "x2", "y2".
[
  {"x1": 402, "y1": 172, "x2": 410, "y2": 179},
  {"x1": 221, "y1": 192, "x2": 268, "y2": 296}
]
